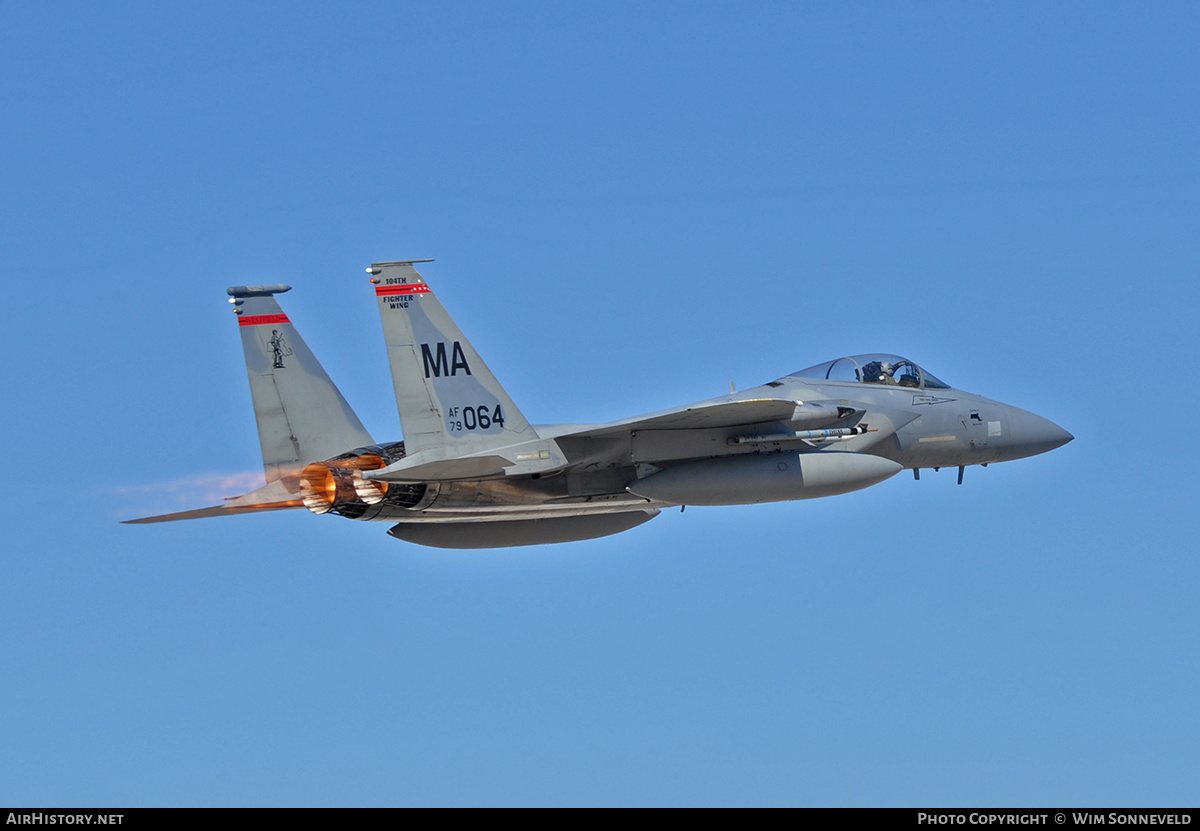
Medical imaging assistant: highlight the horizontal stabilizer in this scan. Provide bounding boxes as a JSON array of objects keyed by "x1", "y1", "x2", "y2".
[
  {"x1": 369, "y1": 438, "x2": 569, "y2": 483},
  {"x1": 372, "y1": 454, "x2": 512, "y2": 483},
  {"x1": 122, "y1": 501, "x2": 303, "y2": 524},
  {"x1": 122, "y1": 478, "x2": 304, "y2": 524}
]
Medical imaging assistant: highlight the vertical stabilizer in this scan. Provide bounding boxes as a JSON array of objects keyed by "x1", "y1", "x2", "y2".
[
  {"x1": 368, "y1": 261, "x2": 540, "y2": 459},
  {"x1": 229, "y1": 285, "x2": 374, "y2": 481}
]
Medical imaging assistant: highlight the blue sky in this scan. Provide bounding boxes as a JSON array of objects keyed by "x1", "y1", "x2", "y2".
[{"x1": 2, "y1": 1, "x2": 1197, "y2": 807}]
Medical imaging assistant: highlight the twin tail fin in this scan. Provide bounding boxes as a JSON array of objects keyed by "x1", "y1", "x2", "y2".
[
  {"x1": 230, "y1": 284, "x2": 374, "y2": 482},
  {"x1": 367, "y1": 260, "x2": 541, "y2": 461}
]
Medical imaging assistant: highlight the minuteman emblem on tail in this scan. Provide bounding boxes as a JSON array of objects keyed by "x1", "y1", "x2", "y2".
[{"x1": 230, "y1": 284, "x2": 374, "y2": 481}]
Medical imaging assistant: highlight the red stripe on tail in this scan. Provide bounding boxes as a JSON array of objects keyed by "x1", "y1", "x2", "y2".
[
  {"x1": 375, "y1": 284, "x2": 431, "y2": 296},
  {"x1": 238, "y1": 314, "x2": 290, "y2": 326}
]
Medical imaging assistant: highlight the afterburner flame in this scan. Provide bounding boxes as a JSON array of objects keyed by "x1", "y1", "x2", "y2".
[
  {"x1": 300, "y1": 463, "x2": 341, "y2": 514},
  {"x1": 352, "y1": 453, "x2": 389, "y2": 504}
]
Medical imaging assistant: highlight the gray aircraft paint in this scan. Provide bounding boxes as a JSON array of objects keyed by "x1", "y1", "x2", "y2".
[
  {"x1": 127, "y1": 263, "x2": 1073, "y2": 548},
  {"x1": 369, "y1": 261, "x2": 539, "y2": 459},
  {"x1": 229, "y1": 285, "x2": 373, "y2": 482},
  {"x1": 387, "y1": 510, "x2": 660, "y2": 549},
  {"x1": 627, "y1": 452, "x2": 903, "y2": 505}
]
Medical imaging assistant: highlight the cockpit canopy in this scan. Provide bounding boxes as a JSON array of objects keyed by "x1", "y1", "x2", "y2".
[{"x1": 789, "y1": 354, "x2": 951, "y2": 390}]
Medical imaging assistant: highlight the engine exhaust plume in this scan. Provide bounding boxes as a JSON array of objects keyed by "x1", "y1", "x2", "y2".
[
  {"x1": 299, "y1": 463, "x2": 341, "y2": 514},
  {"x1": 352, "y1": 453, "x2": 388, "y2": 504}
]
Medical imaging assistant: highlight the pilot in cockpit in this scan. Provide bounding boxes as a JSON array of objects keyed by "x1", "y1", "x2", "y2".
[
  {"x1": 862, "y1": 360, "x2": 897, "y2": 385},
  {"x1": 862, "y1": 360, "x2": 922, "y2": 388}
]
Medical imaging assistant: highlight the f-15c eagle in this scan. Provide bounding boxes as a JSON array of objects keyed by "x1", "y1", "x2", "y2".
[{"x1": 126, "y1": 259, "x2": 1072, "y2": 548}]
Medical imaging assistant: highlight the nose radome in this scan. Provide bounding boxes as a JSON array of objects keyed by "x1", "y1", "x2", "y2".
[
  {"x1": 1013, "y1": 410, "x2": 1073, "y2": 458},
  {"x1": 1047, "y1": 422, "x2": 1074, "y2": 450}
]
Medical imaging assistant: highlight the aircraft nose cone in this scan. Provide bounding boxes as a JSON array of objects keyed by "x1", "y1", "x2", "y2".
[
  {"x1": 1011, "y1": 410, "x2": 1073, "y2": 459},
  {"x1": 1048, "y1": 423, "x2": 1074, "y2": 450}
]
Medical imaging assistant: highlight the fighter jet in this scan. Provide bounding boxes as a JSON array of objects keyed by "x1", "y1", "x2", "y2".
[{"x1": 126, "y1": 260, "x2": 1073, "y2": 548}]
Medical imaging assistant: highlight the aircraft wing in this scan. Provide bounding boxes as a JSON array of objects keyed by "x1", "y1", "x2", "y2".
[
  {"x1": 540, "y1": 394, "x2": 899, "y2": 469},
  {"x1": 556, "y1": 396, "x2": 832, "y2": 438}
]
